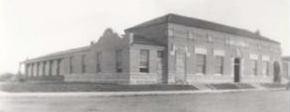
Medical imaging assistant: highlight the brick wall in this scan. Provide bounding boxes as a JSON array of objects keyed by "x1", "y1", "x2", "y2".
[
  {"x1": 129, "y1": 44, "x2": 164, "y2": 84},
  {"x1": 24, "y1": 28, "x2": 132, "y2": 83},
  {"x1": 63, "y1": 29, "x2": 131, "y2": 83},
  {"x1": 23, "y1": 21, "x2": 282, "y2": 84},
  {"x1": 126, "y1": 23, "x2": 170, "y2": 84},
  {"x1": 166, "y1": 23, "x2": 281, "y2": 84},
  {"x1": 126, "y1": 24, "x2": 168, "y2": 45},
  {"x1": 64, "y1": 73, "x2": 129, "y2": 84}
]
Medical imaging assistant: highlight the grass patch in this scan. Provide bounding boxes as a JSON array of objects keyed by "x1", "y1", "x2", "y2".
[
  {"x1": 260, "y1": 83, "x2": 286, "y2": 89},
  {"x1": 0, "y1": 82, "x2": 198, "y2": 92},
  {"x1": 208, "y1": 83, "x2": 254, "y2": 90},
  {"x1": 209, "y1": 83, "x2": 240, "y2": 90},
  {"x1": 235, "y1": 83, "x2": 255, "y2": 89}
]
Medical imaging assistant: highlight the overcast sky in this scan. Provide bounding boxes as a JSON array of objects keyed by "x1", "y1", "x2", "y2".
[{"x1": 0, "y1": 0, "x2": 289, "y2": 74}]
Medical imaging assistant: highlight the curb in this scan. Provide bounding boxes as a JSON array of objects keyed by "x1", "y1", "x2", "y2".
[{"x1": 0, "y1": 88, "x2": 286, "y2": 97}]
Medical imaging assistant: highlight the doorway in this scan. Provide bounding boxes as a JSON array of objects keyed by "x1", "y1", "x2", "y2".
[
  {"x1": 234, "y1": 58, "x2": 241, "y2": 82},
  {"x1": 156, "y1": 51, "x2": 164, "y2": 84},
  {"x1": 175, "y1": 52, "x2": 186, "y2": 84}
]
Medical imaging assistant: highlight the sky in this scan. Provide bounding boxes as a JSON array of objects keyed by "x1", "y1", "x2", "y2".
[{"x1": 0, "y1": 0, "x2": 289, "y2": 74}]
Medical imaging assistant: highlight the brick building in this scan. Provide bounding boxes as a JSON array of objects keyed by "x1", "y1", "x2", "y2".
[{"x1": 23, "y1": 14, "x2": 282, "y2": 84}]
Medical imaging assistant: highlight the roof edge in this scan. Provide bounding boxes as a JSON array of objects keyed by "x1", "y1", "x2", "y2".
[
  {"x1": 125, "y1": 13, "x2": 280, "y2": 44},
  {"x1": 23, "y1": 46, "x2": 91, "y2": 63}
]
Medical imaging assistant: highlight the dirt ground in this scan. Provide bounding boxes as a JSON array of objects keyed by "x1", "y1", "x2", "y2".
[{"x1": 0, "y1": 90, "x2": 289, "y2": 112}]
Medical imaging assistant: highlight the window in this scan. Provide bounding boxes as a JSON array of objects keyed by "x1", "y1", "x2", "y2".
[
  {"x1": 215, "y1": 56, "x2": 224, "y2": 74},
  {"x1": 69, "y1": 56, "x2": 73, "y2": 74},
  {"x1": 31, "y1": 63, "x2": 34, "y2": 76},
  {"x1": 96, "y1": 52, "x2": 102, "y2": 73},
  {"x1": 56, "y1": 59, "x2": 62, "y2": 75},
  {"x1": 48, "y1": 60, "x2": 53, "y2": 76},
  {"x1": 250, "y1": 60, "x2": 258, "y2": 76},
  {"x1": 30, "y1": 63, "x2": 33, "y2": 76},
  {"x1": 139, "y1": 49, "x2": 149, "y2": 73},
  {"x1": 42, "y1": 61, "x2": 46, "y2": 75},
  {"x1": 115, "y1": 49, "x2": 122, "y2": 73},
  {"x1": 81, "y1": 55, "x2": 86, "y2": 73},
  {"x1": 25, "y1": 64, "x2": 29, "y2": 76},
  {"x1": 157, "y1": 51, "x2": 163, "y2": 58},
  {"x1": 196, "y1": 54, "x2": 206, "y2": 74},
  {"x1": 36, "y1": 62, "x2": 40, "y2": 76},
  {"x1": 262, "y1": 61, "x2": 270, "y2": 76}
]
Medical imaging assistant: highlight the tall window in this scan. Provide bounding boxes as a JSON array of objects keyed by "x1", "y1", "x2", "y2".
[
  {"x1": 250, "y1": 60, "x2": 258, "y2": 76},
  {"x1": 81, "y1": 55, "x2": 86, "y2": 73},
  {"x1": 215, "y1": 56, "x2": 224, "y2": 74},
  {"x1": 139, "y1": 49, "x2": 149, "y2": 73},
  {"x1": 56, "y1": 59, "x2": 62, "y2": 75},
  {"x1": 25, "y1": 64, "x2": 29, "y2": 76},
  {"x1": 31, "y1": 63, "x2": 34, "y2": 76},
  {"x1": 69, "y1": 56, "x2": 73, "y2": 74},
  {"x1": 96, "y1": 52, "x2": 102, "y2": 73},
  {"x1": 36, "y1": 62, "x2": 40, "y2": 76},
  {"x1": 196, "y1": 54, "x2": 206, "y2": 74},
  {"x1": 115, "y1": 50, "x2": 122, "y2": 73},
  {"x1": 262, "y1": 61, "x2": 270, "y2": 76},
  {"x1": 48, "y1": 60, "x2": 53, "y2": 76},
  {"x1": 42, "y1": 61, "x2": 46, "y2": 76}
]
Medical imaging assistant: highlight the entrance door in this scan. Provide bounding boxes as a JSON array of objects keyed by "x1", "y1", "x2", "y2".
[
  {"x1": 234, "y1": 58, "x2": 240, "y2": 82},
  {"x1": 175, "y1": 52, "x2": 186, "y2": 84},
  {"x1": 156, "y1": 51, "x2": 163, "y2": 83}
]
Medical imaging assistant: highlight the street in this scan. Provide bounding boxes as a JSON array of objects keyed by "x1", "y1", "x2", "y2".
[{"x1": 0, "y1": 90, "x2": 289, "y2": 112}]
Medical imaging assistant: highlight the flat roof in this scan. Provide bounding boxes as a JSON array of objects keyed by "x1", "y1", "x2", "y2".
[
  {"x1": 24, "y1": 46, "x2": 90, "y2": 63},
  {"x1": 126, "y1": 13, "x2": 279, "y2": 44}
]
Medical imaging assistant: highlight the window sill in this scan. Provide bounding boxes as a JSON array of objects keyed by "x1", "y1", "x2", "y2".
[
  {"x1": 213, "y1": 74, "x2": 222, "y2": 76},
  {"x1": 195, "y1": 73, "x2": 204, "y2": 76}
]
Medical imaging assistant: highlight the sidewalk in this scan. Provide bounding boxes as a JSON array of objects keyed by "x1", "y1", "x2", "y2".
[{"x1": 0, "y1": 88, "x2": 286, "y2": 97}]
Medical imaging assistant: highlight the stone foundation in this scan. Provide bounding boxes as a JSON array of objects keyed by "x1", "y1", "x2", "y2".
[
  {"x1": 129, "y1": 73, "x2": 162, "y2": 84},
  {"x1": 64, "y1": 73, "x2": 129, "y2": 84}
]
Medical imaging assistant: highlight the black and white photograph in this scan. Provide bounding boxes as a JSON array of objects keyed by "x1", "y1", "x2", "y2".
[{"x1": 0, "y1": 0, "x2": 289, "y2": 112}]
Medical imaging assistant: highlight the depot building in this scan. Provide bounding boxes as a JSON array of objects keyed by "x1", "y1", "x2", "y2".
[{"x1": 22, "y1": 14, "x2": 282, "y2": 84}]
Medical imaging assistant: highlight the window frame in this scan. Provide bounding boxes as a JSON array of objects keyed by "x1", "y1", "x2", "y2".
[
  {"x1": 48, "y1": 60, "x2": 53, "y2": 76},
  {"x1": 56, "y1": 59, "x2": 62, "y2": 75},
  {"x1": 81, "y1": 55, "x2": 86, "y2": 73},
  {"x1": 262, "y1": 61, "x2": 270, "y2": 76},
  {"x1": 115, "y1": 49, "x2": 123, "y2": 73},
  {"x1": 214, "y1": 56, "x2": 224, "y2": 75},
  {"x1": 69, "y1": 56, "x2": 73, "y2": 74},
  {"x1": 250, "y1": 59, "x2": 258, "y2": 76},
  {"x1": 42, "y1": 61, "x2": 46, "y2": 75},
  {"x1": 139, "y1": 49, "x2": 150, "y2": 73},
  {"x1": 196, "y1": 54, "x2": 206, "y2": 74},
  {"x1": 96, "y1": 52, "x2": 102, "y2": 73}
]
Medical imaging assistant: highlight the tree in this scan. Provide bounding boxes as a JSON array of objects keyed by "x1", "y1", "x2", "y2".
[{"x1": 0, "y1": 73, "x2": 14, "y2": 81}]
